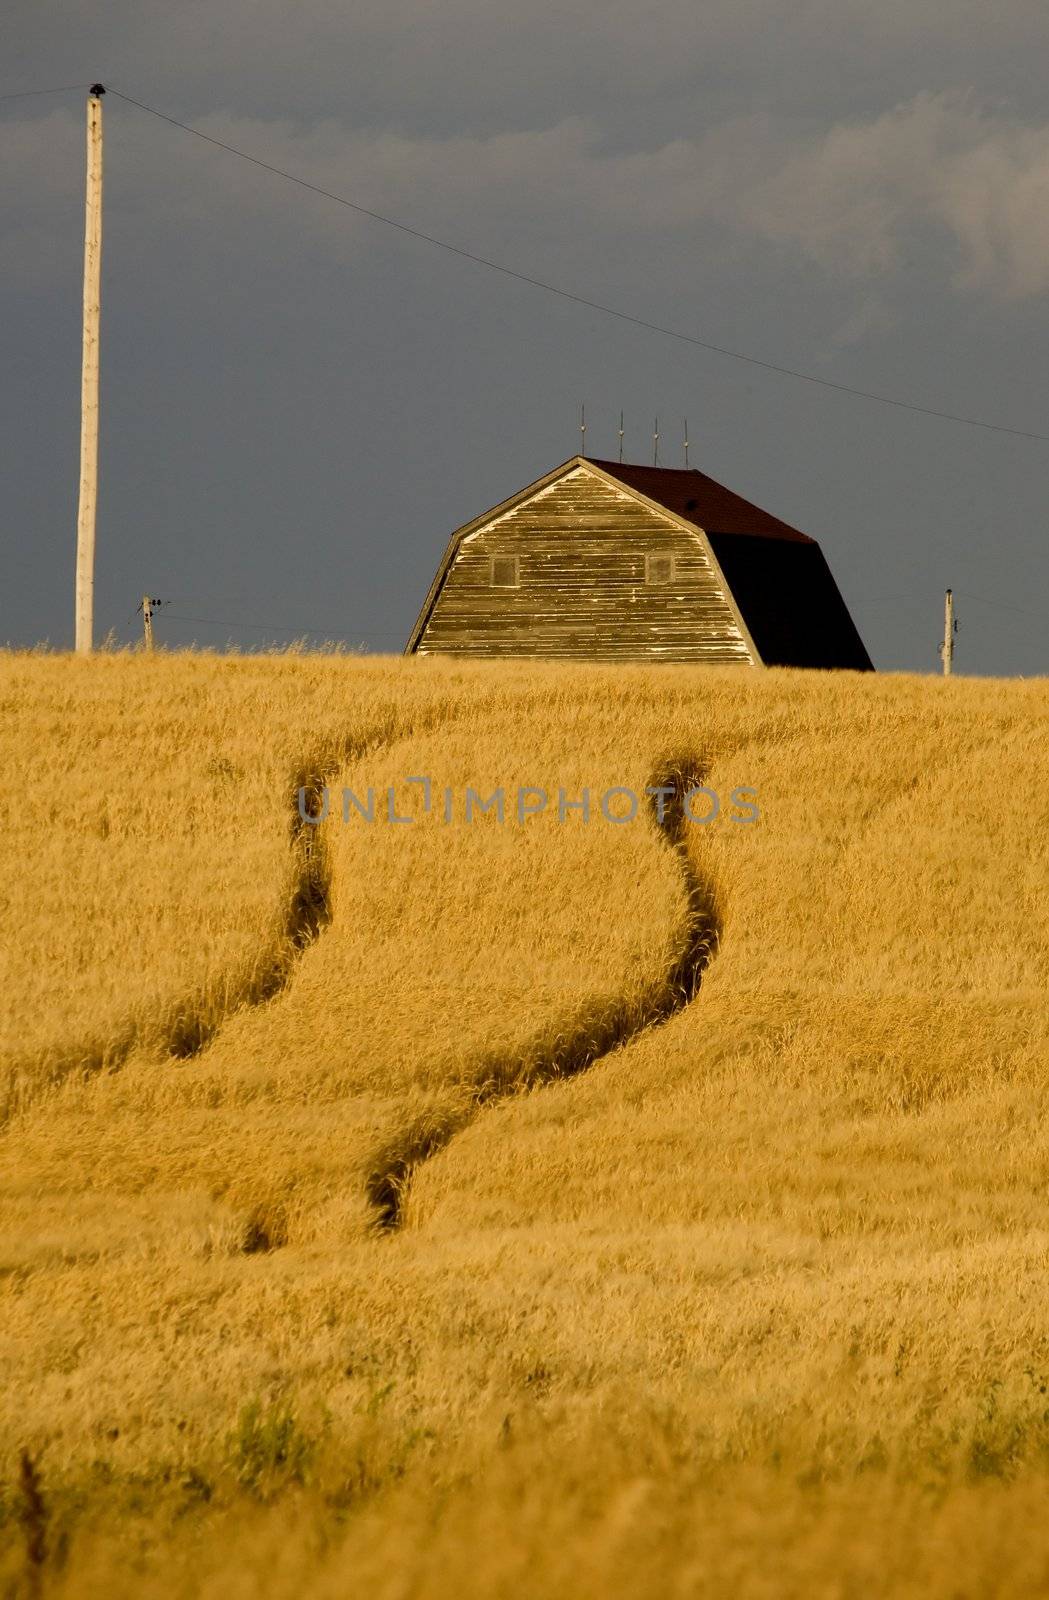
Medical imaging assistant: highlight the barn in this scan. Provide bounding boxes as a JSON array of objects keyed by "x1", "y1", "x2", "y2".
[{"x1": 405, "y1": 455, "x2": 873, "y2": 669}]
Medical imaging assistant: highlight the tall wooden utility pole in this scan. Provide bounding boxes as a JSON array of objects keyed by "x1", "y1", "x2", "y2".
[
  {"x1": 942, "y1": 588, "x2": 955, "y2": 676},
  {"x1": 142, "y1": 596, "x2": 154, "y2": 651},
  {"x1": 75, "y1": 85, "x2": 105, "y2": 655}
]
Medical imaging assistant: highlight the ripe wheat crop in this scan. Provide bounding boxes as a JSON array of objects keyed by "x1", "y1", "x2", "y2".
[{"x1": 1, "y1": 651, "x2": 1048, "y2": 1598}]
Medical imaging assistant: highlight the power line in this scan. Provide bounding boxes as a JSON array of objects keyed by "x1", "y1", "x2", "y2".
[
  {"x1": 853, "y1": 586, "x2": 1042, "y2": 623},
  {"x1": 953, "y1": 588, "x2": 1044, "y2": 621},
  {"x1": 0, "y1": 84, "x2": 90, "y2": 104},
  {"x1": 162, "y1": 611, "x2": 350, "y2": 635},
  {"x1": 157, "y1": 593, "x2": 294, "y2": 608},
  {"x1": 106, "y1": 86, "x2": 1049, "y2": 447},
  {"x1": 851, "y1": 593, "x2": 928, "y2": 611}
]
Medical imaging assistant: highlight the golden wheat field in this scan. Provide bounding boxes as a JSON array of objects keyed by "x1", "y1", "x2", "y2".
[{"x1": 2, "y1": 649, "x2": 1049, "y2": 1598}]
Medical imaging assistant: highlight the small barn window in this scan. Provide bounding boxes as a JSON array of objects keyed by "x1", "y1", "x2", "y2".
[
  {"x1": 646, "y1": 553, "x2": 674, "y2": 586},
  {"x1": 490, "y1": 555, "x2": 520, "y2": 588}
]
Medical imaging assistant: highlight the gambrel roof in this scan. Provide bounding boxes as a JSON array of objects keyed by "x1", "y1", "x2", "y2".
[
  {"x1": 590, "y1": 459, "x2": 813, "y2": 543},
  {"x1": 405, "y1": 456, "x2": 872, "y2": 670}
]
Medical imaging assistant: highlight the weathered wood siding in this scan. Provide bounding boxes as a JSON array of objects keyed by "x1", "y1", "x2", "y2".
[{"x1": 416, "y1": 466, "x2": 754, "y2": 662}]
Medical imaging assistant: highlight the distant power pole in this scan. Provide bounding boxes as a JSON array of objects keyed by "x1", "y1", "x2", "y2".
[
  {"x1": 942, "y1": 588, "x2": 955, "y2": 675},
  {"x1": 139, "y1": 596, "x2": 163, "y2": 650},
  {"x1": 75, "y1": 85, "x2": 105, "y2": 655}
]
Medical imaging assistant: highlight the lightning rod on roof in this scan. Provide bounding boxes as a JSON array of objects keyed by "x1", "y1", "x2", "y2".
[
  {"x1": 580, "y1": 403, "x2": 587, "y2": 458},
  {"x1": 684, "y1": 419, "x2": 689, "y2": 469},
  {"x1": 618, "y1": 410, "x2": 625, "y2": 463},
  {"x1": 653, "y1": 417, "x2": 659, "y2": 467}
]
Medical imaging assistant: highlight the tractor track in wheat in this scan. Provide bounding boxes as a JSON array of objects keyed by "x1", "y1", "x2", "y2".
[{"x1": 364, "y1": 760, "x2": 722, "y2": 1230}]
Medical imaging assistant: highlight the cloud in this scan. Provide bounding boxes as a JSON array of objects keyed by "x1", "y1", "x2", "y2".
[
  {"x1": 137, "y1": 92, "x2": 1049, "y2": 303},
  {"x1": 9, "y1": 0, "x2": 1049, "y2": 139},
  {"x1": 729, "y1": 91, "x2": 1049, "y2": 299},
  {"x1": 8, "y1": 86, "x2": 1049, "y2": 312}
]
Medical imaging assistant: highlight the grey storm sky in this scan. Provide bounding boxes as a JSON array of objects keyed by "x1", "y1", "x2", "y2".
[{"x1": 2, "y1": 1, "x2": 1048, "y2": 673}]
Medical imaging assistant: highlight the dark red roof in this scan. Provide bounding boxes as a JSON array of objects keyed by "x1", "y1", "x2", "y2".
[{"x1": 590, "y1": 458, "x2": 813, "y2": 544}]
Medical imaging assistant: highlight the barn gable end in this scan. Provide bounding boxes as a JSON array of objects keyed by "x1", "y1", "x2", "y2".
[{"x1": 408, "y1": 462, "x2": 755, "y2": 663}]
